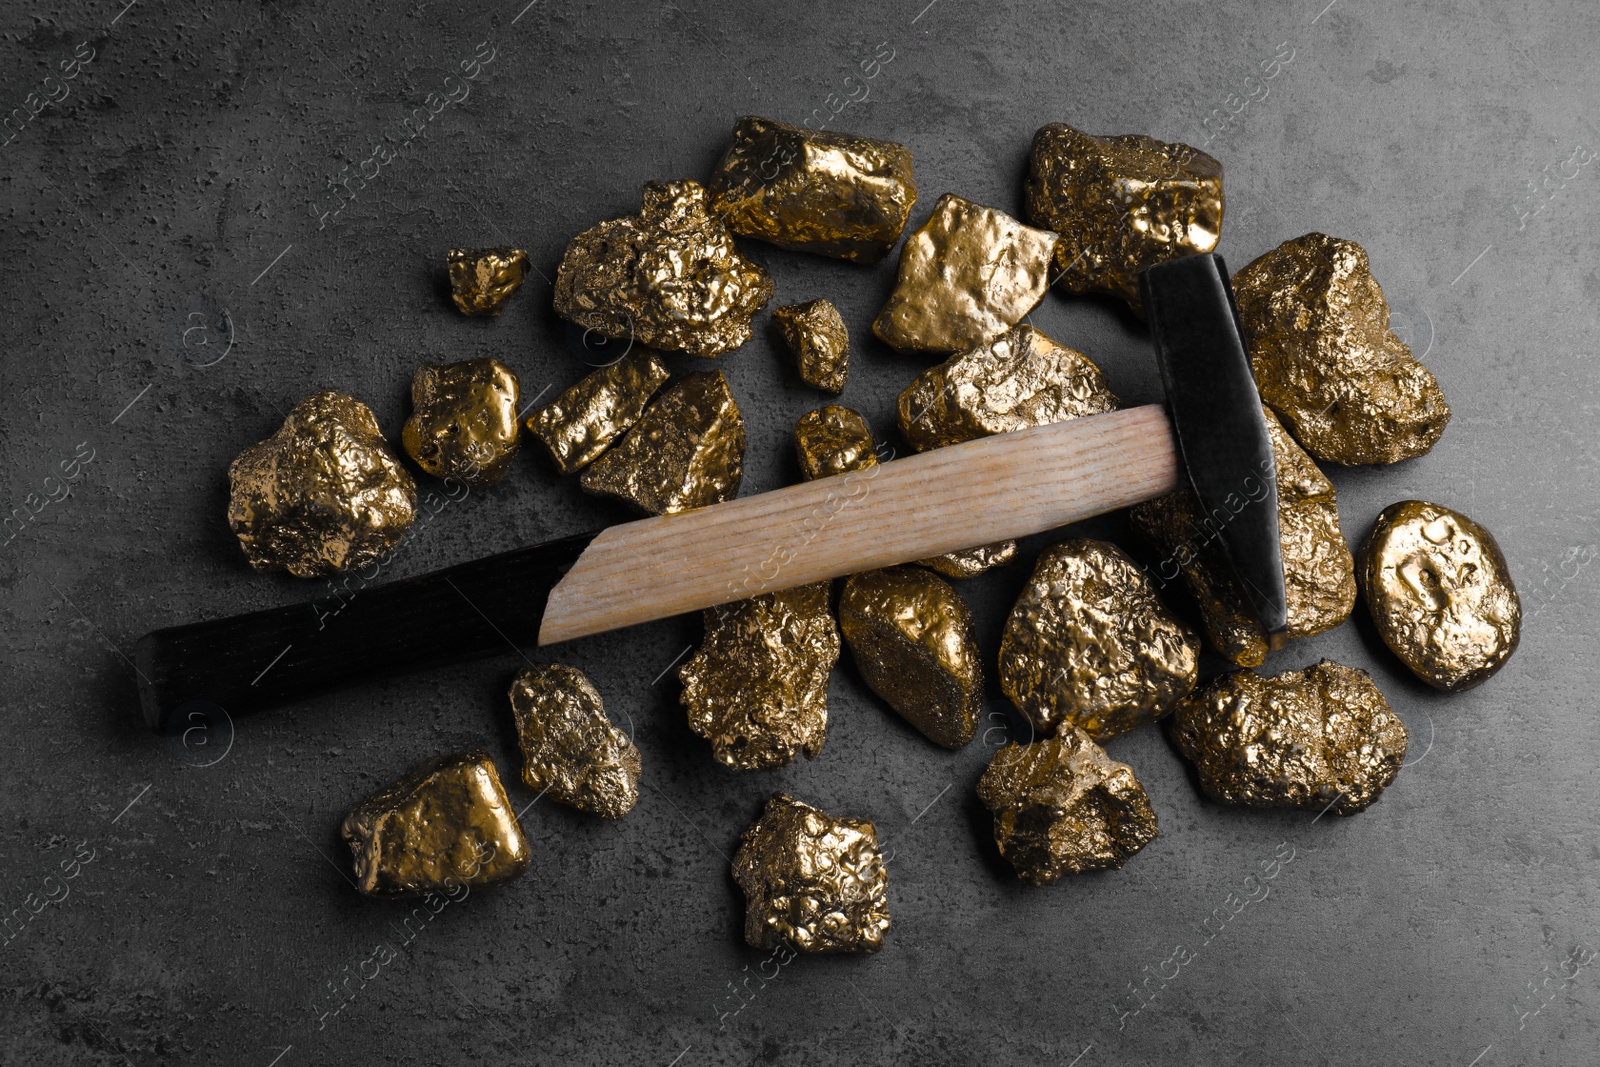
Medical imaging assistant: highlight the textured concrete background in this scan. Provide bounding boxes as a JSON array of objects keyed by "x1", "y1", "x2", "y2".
[{"x1": 2, "y1": 0, "x2": 1597, "y2": 1063}]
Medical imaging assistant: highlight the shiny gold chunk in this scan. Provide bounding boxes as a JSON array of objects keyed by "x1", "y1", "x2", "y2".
[
  {"x1": 1170, "y1": 660, "x2": 1408, "y2": 816},
  {"x1": 793, "y1": 405, "x2": 878, "y2": 482},
  {"x1": 773, "y1": 299, "x2": 849, "y2": 393},
  {"x1": 508, "y1": 665, "x2": 640, "y2": 818},
  {"x1": 1234, "y1": 233, "x2": 1450, "y2": 465},
  {"x1": 839, "y1": 566, "x2": 981, "y2": 749},
  {"x1": 1130, "y1": 407, "x2": 1356, "y2": 667},
  {"x1": 999, "y1": 539, "x2": 1200, "y2": 742},
  {"x1": 579, "y1": 370, "x2": 745, "y2": 515},
  {"x1": 872, "y1": 194, "x2": 1059, "y2": 355},
  {"x1": 400, "y1": 358, "x2": 521, "y2": 485},
  {"x1": 553, "y1": 180, "x2": 773, "y2": 358},
  {"x1": 707, "y1": 115, "x2": 917, "y2": 263},
  {"x1": 732, "y1": 792, "x2": 890, "y2": 954},
  {"x1": 447, "y1": 247, "x2": 530, "y2": 316},
  {"x1": 1359, "y1": 500, "x2": 1520, "y2": 691},
  {"x1": 915, "y1": 540, "x2": 1019, "y2": 579},
  {"x1": 525, "y1": 351, "x2": 671, "y2": 474},
  {"x1": 227, "y1": 391, "x2": 417, "y2": 578},
  {"x1": 340, "y1": 750, "x2": 532, "y2": 897},
  {"x1": 1024, "y1": 123, "x2": 1223, "y2": 315},
  {"x1": 977, "y1": 729, "x2": 1159, "y2": 884},
  {"x1": 679, "y1": 583, "x2": 840, "y2": 771}
]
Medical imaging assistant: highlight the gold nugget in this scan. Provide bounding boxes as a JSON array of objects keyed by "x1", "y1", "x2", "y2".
[
  {"x1": 872, "y1": 194, "x2": 1059, "y2": 355},
  {"x1": 732, "y1": 793, "x2": 890, "y2": 954},
  {"x1": 341, "y1": 750, "x2": 532, "y2": 897},
  {"x1": 1024, "y1": 123, "x2": 1223, "y2": 315},
  {"x1": 708, "y1": 115, "x2": 916, "y2": 263},
  {"x1": 1170, "y1": 660, "x2": 1408, "y2": 816},
  {"x1": 1360, "y1": 500, "x2": 1520, "y2": 691},
  {"x1": 509, "y1": 665, "x2": 640, "y2": 818},
  {"x1": 447, "y1": 247, "x2": 529, "y2": 316},
  {"x1": 999, "y1": 539, "x2": 1199, "y2": 742},
  {"x1": 553, "y1": 181, "x2": 773, "y2": 358},
  {"x1": 915, "y1": 541, "x2": 1019, "y2": 579},
  {"x1": 773, "y1": 299, "x2": 849, "y2": 393},
  {"x1": 579, "y1": 370, "x2": 745, "y2": 514},
  {"x1": 1234, "y1": 233, "x2": 1450, "y2": 465},
  {"x1": 793, "y1": 405, "x2": 878, "y2": 482},
  {"x1": 400, "y1": 358, "x2": 521, "y2": 484},
  {"x1": 977, "y1": 730, "x2": 1159, "y2": 884},
  {"x1": 228, "y1": 391, "x2": 417, "y2": 578},
  {"x1": 525, "y1": 351, "x2": 671, "y2": 474}
]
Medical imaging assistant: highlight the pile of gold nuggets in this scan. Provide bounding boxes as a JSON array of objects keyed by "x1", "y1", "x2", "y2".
[{"x1": 226, "y1": 116, "x2": 1522, "y2": 953}]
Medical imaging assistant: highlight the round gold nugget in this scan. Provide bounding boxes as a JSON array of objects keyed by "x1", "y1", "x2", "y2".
[{"x1": 401, "y1": 358, "x2": 522, "y2": 484}]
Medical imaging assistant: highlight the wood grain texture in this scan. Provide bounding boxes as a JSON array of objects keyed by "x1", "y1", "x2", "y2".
[{"x1": 539, "y1": 404, "x2": 1181, "y2": 645}]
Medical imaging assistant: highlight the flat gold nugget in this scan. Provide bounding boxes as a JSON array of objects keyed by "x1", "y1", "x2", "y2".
[
  {"x1": 447, "y1": 247, "x2": 530, "y2": 316},
  {"x1": 525, "y1": 351, "x2": 671, "y2": 474},
  {"x1": 509, "y1": 665, "x2": 641, "y2": 818},
  {"x1": 400, "y1": 358, "x2": 521, "y2": 484},
  {"x1": 773, "y1": 299, "x2": 849, "y2": 393},
  {"x1": 914, "y1": 541, "x2": 1018, "y2": 579},
  {"x1": 793, "y1": 405, "x2": 878, "y2": 482}
]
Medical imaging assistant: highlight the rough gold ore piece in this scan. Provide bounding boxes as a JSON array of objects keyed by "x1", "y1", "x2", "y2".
[
  {"x1": 447, "y1": 247, "x2": 530, "y2": 316},
  {"x1": 732, "y1": 793, "x2": 890, "y2": 954},
  {"x1": 1169, "y1": 659, "x2": 1408, "y2": 816},
  {"x1": 793, "y1": 405, "x2": 878, "y2": 482},
  {"x1": 977, "y1": 729, "x2": 1159, "y2": 884},
  {"x1": 872, "y1": 194, "x2": 1060, "y2": 355},
  {"x1": 227, "y1": 391, "x2": 417, "y2": 578},
  {"x1": 1024, "y1": 123, "x2": 1223, "y2": 315},
  {"x1": 400, "y1": 358, "x2": 522, "y2": 485},
  {"x1": 915, "y1": 540, "x2": 1019, "y2": 579},
  {"x1": 579, "y1": 370, "x2": 745, "y2": 515},
  {"x1": 839, "y1": 566, "x2": 981, "y2": 749},
  {"x1": 553, "y1": 180, "x2": 774, "y2": 358},
  {"x1": 508, "y1": 665, "x2": 641, "y2": 818},
  {"x1": 999, "y1": 539, "x2": 1200, "y2": 742},
  {"x1": 340, "y1": 750, "x2": 532, "y2": 897},
  {"x1": 707, "y1": 115, "x2": 917, "y2": 263},
  {"x1": 1130, "y1": 407, "x2": 1356, "y2": 667},
  {"x1": 679, "y1": 583, "x2": 840, "y2": 771},
  {"x1": 1359, "y1": 500, "x2": 1521, "y2": 692},
  {"x1": 1233, "y1": 233, "x2": 1450, "y2": 465},
  {"x1": 773, "y1": 299, "x2": 850, "y2": 393},
  {"x1": 525, "y1": 351, "x2": 671, "y2": 474}
]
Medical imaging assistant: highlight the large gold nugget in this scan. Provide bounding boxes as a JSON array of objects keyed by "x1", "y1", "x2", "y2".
[
  {"x1": 525, "y1": 351, "x2": 671, "y2": 474},
  {"x1": 872, "y1": 194, "x2": 1059, "y2": 355},
  {"x1": 1169, "y1": 660, "x2": 1408, "y2": 816},
  {"x1": 400, "y1": 358, "x2": 521, "y2": 485},
  {"x1": 227, "y1": 391, "x2": 417, "y2": 578},
  {"x1": 509, "y1": 665, "x2": 641, "y2": 818},
  {"x1": 340, "y1": 750, "x2": 532, "y2": 897},
  {"x1": 999, "y1": 539, "x2": 1199, "y2": 742},
  {"x1": 1360, "y1": 500, "x2": 1521, "y2": 691},
  {"x1": 1234, "y1": 233, "x2": 1450, "y2": 465},
  {"x1": 553, "y1": 180, "x2": 773, "y2": 358},
  {"x1": 773, "y1": 299, "x2": 849, "y2": 393},
  {"x1": 1130, "y1": 407, "x2": 1356, "y2": 667},
  {"x1": 839, "y1": 566, "x2": 981, "y2": 749},
  {"x1": 732, "y1": 793, "x2": 890, "y2": 954},
  {"x1": 1024, "y1": 123, "x2": 1222, "y2": 315},
  {"x1": 977, "y1": 730, "x2": 1159, "y2": 884},
  {"x1": 447, "y1": 247, "x2": 530, "y2": 316},
  {"x1": 915, "y1": 541, "x2": 1019, "y2": 579},
  {"x1": 579, "y1": 371, "x2": 745, "y2": 515},
  {"x1": 679, "y1": 583, "x2": 840, "y2": 771},
  {"x1": 793, "y1": 405, "x2": 878, "y2": 482}
]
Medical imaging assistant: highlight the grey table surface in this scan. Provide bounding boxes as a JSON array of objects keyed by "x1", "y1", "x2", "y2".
[{"x1": 2, "y1": 0, "x2": 1597, "y2": 1063}]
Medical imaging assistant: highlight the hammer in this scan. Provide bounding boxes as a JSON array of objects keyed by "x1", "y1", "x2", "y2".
[{"x1": 136, "y1": 254, "x2": 1285, "y2": 732}]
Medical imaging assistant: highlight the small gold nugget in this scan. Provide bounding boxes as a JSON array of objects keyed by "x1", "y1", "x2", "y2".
[
  {"x1": 773, "y1": 299, "x2": 849, "y2": 393},
  {"x1": 525, "y1": 351, "x2": 671, "y2": 474},
  {"x1": 400, "y1": 358, "x2": 521, "y2": 485},
  {"x1": 228, "y1": 391, "x2": 416, "y2": 578},
  {"x1": 553, "y1": 180, "x2": 773, "y2": 358},
  {"x1": 839, "y1": 566, "x2": 981, "y2": 750},
  {"x1": 977, "y1": 730, "x2": 1159, "y2": 884},
  {"x1": 732, "y1": 793, "x2": 890, "y2": 954},
  {"x1": 1024, "y1": 123, "x2": 1222, "y2": 315},
  {"x1": 707, "y1": 115, "x2": 916, "y2": 263},
  {"x1": 872, "y1": 194, "x2": 1059, "y2": 355},
  {"x1": 1234, "y1": 233, "x2": 1450, "y2": 465},
  {"x1": 679, "y1": 582, "x2": 840, "y2": 771},
  {"x1": 914, "y1": 541, "x2": 1019, "y2": 580},
  {"x1": 1360, "y1": 500, "x2": 1520, "y2": 691},
  {"x1": 579, "y1": 370, "x2": 745, "y2": 515},
  {"x1": 509, "y1": 665, "x2": 641, "y2": 818},
  {"x1": 1130, "y1": 407, "x2": 1356, "y2": 667},
  {"x1": 1170, "y1": 660, "x2": 1408, "y2": 816},
  {"x1": 447, "y1": 247, "x2": 530, "y2": 316},
  {"x1": 341, "y1": 750, "x2": 532, "y2": 897},
  {"x1": 999, "y1": 539, "x2": 1200, "y2": 742},
  {"x1": 793, "y1": 405, "x2": 878, "y2": 482}
]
